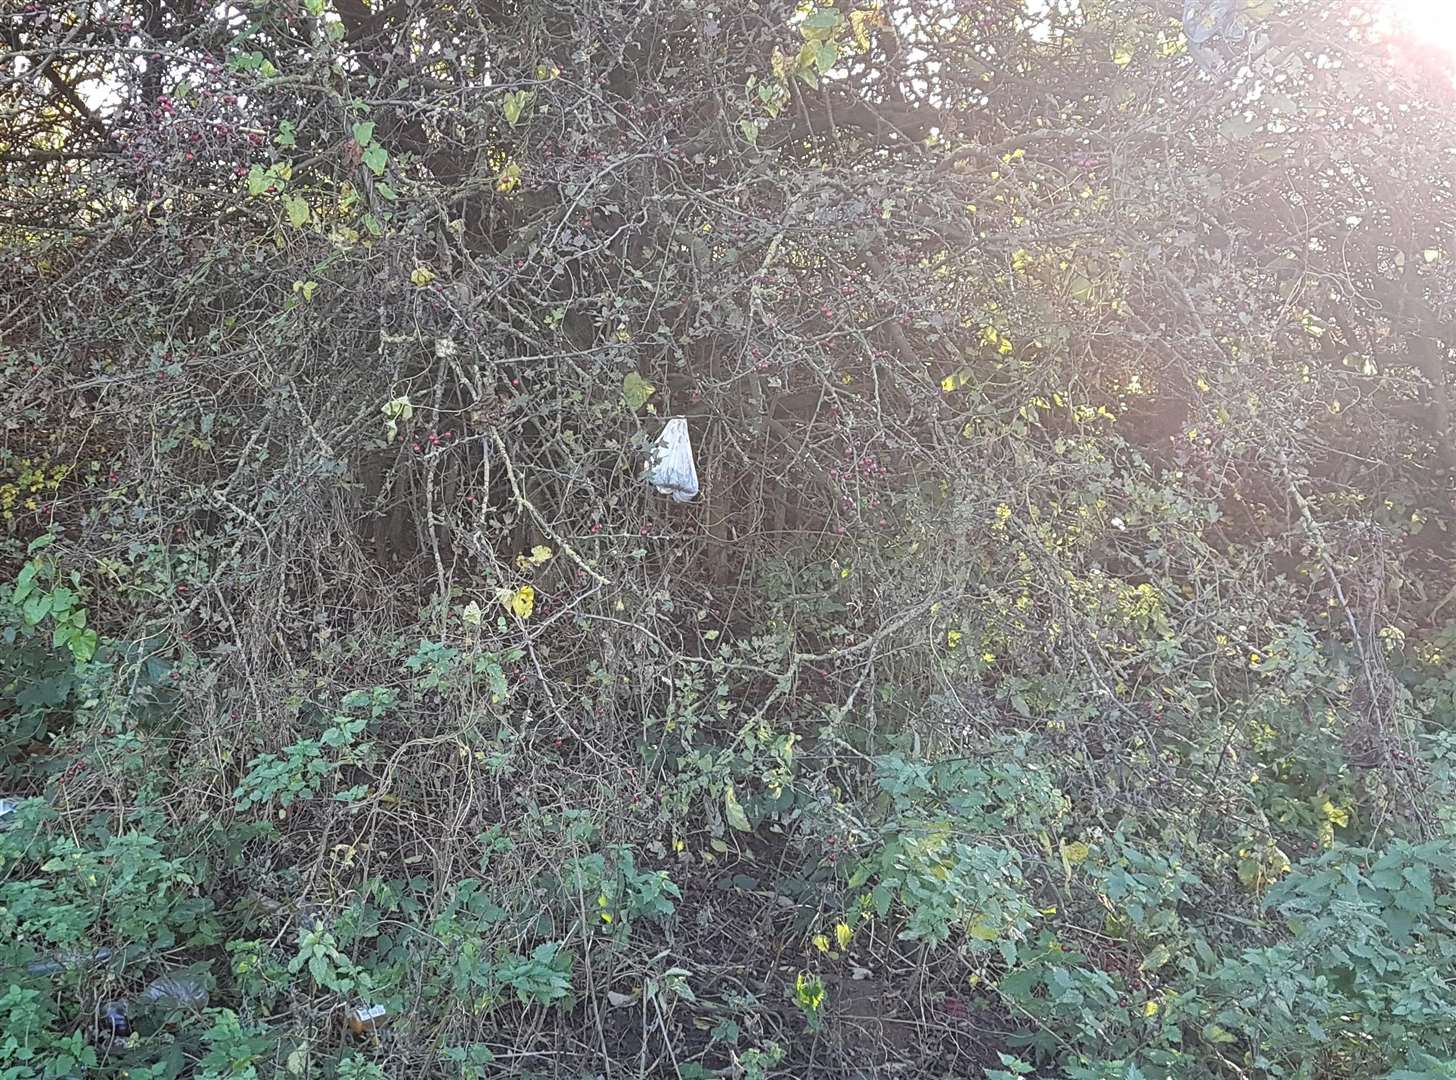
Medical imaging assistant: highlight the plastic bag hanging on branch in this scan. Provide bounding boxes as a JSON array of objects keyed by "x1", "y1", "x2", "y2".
[{"x1": 646, "y1": 418, "x2": 699, "y2": 503}]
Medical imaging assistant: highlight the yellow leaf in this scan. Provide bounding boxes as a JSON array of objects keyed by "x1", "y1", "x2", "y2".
[
  {"x1": 812, "y1": 934, "x2": 830, "y2": 954},
  {"x1": 794, "y1": 972, "x2": 826, "y2": 1011},
  {"x1": 941, "y1": 374, "x2": 957, "y2": 392},
  {"x1": 967, "y1": 916, "x2": 999, "y2": 941},
  {"x1": 410, "y1": 266, "x2": 435, "y2": 287},
  {"x1": 529, "y1": 544, "x2": 553, "y2": 565},
  {"x1": 1143, "y1": 1000, "x2": 1160, "y2": 1018},
  {"x1": 496, "y1": 160, "x2": 522, "y2": 193},
  {"x1": 771, "y1": 46, "x2": 789, "y2": 81},
  {"x1": 946, "y1": 629, "x2": 962, "y2": 650},
  {"x1": 1060, "y1": 840, "x2": 1090, "y2": 865},
  {"x1": 724, "y1": 784, "x2": 751, "y2": 832},
  {"x1": 506, "y1": 584, "x2": 535, "y2": 619},
  {"x1": 834, "y1": 922, "x2": 852, "y2": 951}
]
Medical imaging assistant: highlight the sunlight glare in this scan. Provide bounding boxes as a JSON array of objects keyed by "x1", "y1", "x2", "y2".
[{"x1": 1385, "y1": 0, "x2": 1456, "y2": 54}]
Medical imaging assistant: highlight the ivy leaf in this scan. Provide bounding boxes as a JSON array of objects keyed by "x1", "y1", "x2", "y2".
[
  {"x1": 362, "y1": 144, "x2": 388, "y2": 175},
  {"x1": 813, "y1": 42, "x2": 838, "y2": 75},
  {"x1": 352, "y1": 120, "x2": 375, "y2": 146},
  {"x1": 69, "y1": 629, "x2": 97, "y2": 662}
]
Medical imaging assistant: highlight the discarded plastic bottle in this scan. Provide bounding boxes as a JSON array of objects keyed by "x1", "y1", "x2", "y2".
[
  {"x1": 24, "y1": 946, "x2": 113, "y2": 978},
  {"x1": 140, "y1": 972, "x2": 210, "y2": 1011},
  {"x1": 346, "y1": 1003, "x2": 388, "y2": 1035},
  {"x1": 99, "y1": 1000, "x2": 130, "y2": 1038}
]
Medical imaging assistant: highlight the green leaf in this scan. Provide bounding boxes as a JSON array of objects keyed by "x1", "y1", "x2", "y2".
[
  {"x1": 11, "y1": 562, "x2": 37, "y2": 604},
  {"x1": 621, "y1": 371, "x2": 655, "y2": 412},
  {"x1": 284, "y1": 196, "x2": 311, "y2": 228},
  {"x1": 69, "y1": 628, "x2": 98, "y2": 663},
  {"x1": 723, "y1": 784, "x2": 751, "y2": 832},
  {"x1": 22, "y1": 591, "x2": 51, "y2": 625},
  {"x1": 1219, "y1": 114, "x2": 1259, "y2": 140},
  {"x1": 375, "y1": 182, "x2": 397, "y2": 201},
  {"x1": 813, "y1": 42, "x2": 838, "y2": 75},
  {"x1": 352, "y1": 120, "x2": 376, "y2": 146},
  {"x1": 1264, "y1": 91, "x2": 1298, "y2": 115},
  {"x1": 1201, "y1": 1022, "x2": 1237, "y2": 1045},
  {"x1": 800, "y1": 9, "x2": 842, "y2": 41},
  {"x1": 1140, "y1": 943, "x2": 1171, "y2": 971},
  {"x1": 502, "y1": 89, "x2": 534, "y2": 128},
  {"x1": 246, "y1": 165, "x2": 270, "y2": 196},
  {"x1": 362, "y1": 145, "x2": 388, "y2": 176}
]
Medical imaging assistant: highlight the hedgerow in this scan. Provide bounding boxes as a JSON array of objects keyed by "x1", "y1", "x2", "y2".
[{"x1": 3, "y1": 0, "x2": 1455, "y2": 1076}]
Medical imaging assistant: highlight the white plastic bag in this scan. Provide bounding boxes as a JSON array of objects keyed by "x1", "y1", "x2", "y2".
[{"x1": 646, "y1": 418, "x2": 699, "y2": 502}]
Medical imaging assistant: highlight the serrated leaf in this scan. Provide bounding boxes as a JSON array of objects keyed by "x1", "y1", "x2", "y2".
[
  {"x1": 1060, "y1": 840, "x2": 1089, "y2": 864},
  {"x1": 504, "y1": 584, "x2": 535, "y2": 619},
  {"x1": 622, "y1": 371, "x2": 655, "y2": 411},
  {"x1": 968, "y1": 916, "x2": 999, "y2": 941},
  {"x1": 284, "y1": 195, "x2": 310, "y2": 227},
  {"x1": 1140, "y1": 943, "x2": 1171, "y2": 971}
]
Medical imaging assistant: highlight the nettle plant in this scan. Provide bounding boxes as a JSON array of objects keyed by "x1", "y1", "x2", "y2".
[
  {"x1": 2, "y1": 535, "x2": 100, "y2": 768},
  {"x1": 234, "y1": 687, "x2": 390, "y2": 812}
]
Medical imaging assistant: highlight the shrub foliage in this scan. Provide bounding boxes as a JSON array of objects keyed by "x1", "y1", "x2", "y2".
[{"x1": 3, "y1": 0, "x2": 1456, "y2": 1076}]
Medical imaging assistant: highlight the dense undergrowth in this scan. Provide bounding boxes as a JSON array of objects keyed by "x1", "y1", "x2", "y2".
[{"x1": 3, "y1": 0, "x2": 1456, "y2": 1076}]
